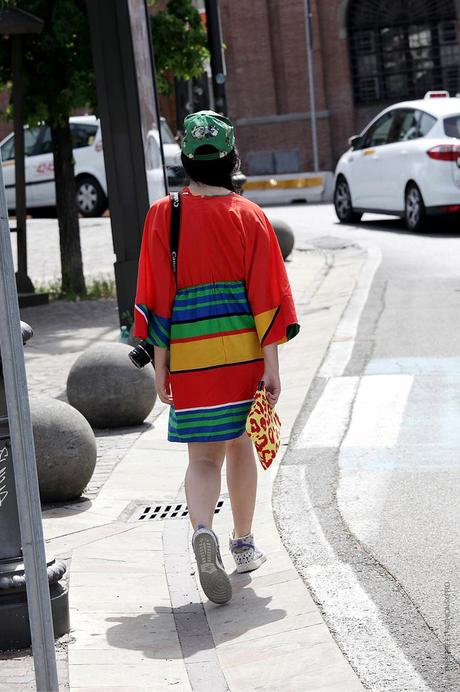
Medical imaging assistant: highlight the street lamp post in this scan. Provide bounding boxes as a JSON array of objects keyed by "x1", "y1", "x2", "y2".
[
  {"x1": 304, "y1": 0, "x2": 319, "y2": 172},
  {"x1": 204, "y1": 0, "x2": 227, "y2": 115}
]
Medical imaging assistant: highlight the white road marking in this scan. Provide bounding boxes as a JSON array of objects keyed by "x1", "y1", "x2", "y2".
[
  {"x1": 319, "y1": 245, "x2": 382, "y2": 378},
  {"x1": 275, "y1": 466, "x2": 432, "y2": 692},
  {"x1": 295, "y1": 376, "x2": 359, "y2": 448},
  {"x1": 343, "y1": 374, "x2": 413, "y2": 448}
]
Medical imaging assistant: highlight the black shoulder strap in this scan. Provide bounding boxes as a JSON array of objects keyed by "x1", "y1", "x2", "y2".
[{"x1": 170, "y1": 192, "x2": 181, "y2": 279}]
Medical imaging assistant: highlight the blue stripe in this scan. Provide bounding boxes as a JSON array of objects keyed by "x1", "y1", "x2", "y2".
[
  {"x1": 174, "y1": 290, "x2": 248, "y2": 305},
  {"x1": 144, "y1": 311, "x2": 171, "y2": 348},
  {"x1": 168, "y1": 429, "x2": 246, "y2": 443},
  {"x1": 171, "y1": 301, "x2": 250, "y2": 323},
  {"x1": 169, "y1": 420, "x2": 245, "y2": 434}
]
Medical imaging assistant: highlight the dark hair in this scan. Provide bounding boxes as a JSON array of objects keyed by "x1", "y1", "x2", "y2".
[{"x1": 181, "y1": 146, "x2": 241, "y2": 192}]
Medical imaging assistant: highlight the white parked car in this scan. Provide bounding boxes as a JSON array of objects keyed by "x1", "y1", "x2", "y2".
[
  {"x1": 334, "y1": 91, "x2": 460, "y2": 231},
  {"x1": 0, "y1": 115, "x2": 183, "y2": 217}
]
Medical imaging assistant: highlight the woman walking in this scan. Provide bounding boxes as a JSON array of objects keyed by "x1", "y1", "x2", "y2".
[{"x1": 134, "y1": 111, "x2": 299, "y2": 604}]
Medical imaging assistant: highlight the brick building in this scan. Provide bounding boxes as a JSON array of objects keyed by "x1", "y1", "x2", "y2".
[{"x1": 219, "y1": 0, "x2": 460, "y2": 175}]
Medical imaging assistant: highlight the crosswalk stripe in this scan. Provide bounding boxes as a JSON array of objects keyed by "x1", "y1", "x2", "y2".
[{"x1": 343, "y1": 374, "x2": 413, "y2": 448}]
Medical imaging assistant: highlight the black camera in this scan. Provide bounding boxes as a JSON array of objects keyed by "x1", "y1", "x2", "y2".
[{"x1": 128, "y1": 340, "x2": 155, "y2": 369}]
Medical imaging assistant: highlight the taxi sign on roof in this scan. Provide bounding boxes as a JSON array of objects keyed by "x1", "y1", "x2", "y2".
[{"x1": 424, "y1": 90, "x2": 449, "y2": 98}]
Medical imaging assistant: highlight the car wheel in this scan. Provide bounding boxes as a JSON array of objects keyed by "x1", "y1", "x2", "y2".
[
  {"x1": 334, "y1": 177, "x2": 362, "y2": 223},
  {"x1": 76, "y1": 176, "x2": 107, "y2": 217},
  {"x1": 404, "y1": 183, "x2": 427, "y2": 232}
]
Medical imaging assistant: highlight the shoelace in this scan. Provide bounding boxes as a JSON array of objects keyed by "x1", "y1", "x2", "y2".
[{"x1": 231, "y1": 538, "x2": 254, "y2": 551}]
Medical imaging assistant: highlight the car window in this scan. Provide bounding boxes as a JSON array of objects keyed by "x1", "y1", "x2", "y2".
[
  {"x1": 70, "y1": 123, "x2": 98, "y2": 149},
  {"x1": 393, "y1": 110, "x2": 419, "y2": 141},
  {"x1": 444, "y1": 115, "x2": 460, "y2": 138},
  {"x1": 392, "y1": 109, "x2": 437, "y2": 141},
  {"x1": 146, "y1": 135, "x2": 161, "y2": 170},
  {"x1": 362, "y1": 111, "x2": 395, "y2": 148},
  {"x1": 35, "y1": 127, "x2": 53, "y2": 155},
  {"x1": 25, "y1": 128, "x2": 41, "y2": 155},
  {"x1": 160, "y1": 120, "x2": 175, "y2": 144},
  {"x1": 1, "y1": 128, "x2": 41, "y2": 161},
  {"x1": 418, "y1": 112, "x2": 436, "y2": 137},
  {"x1": 1, "y1": 136, "x2": 15, "y2": 161}
]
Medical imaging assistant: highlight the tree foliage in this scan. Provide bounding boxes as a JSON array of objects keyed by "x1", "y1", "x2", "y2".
[
  {"x1": 151, "y1": 0, "x2": 209, "y2": 95},
  {"x1": 0, "y1": 0, "x2": 95, "y2": 128},
  {"x1": 0, "y1": 0, "x2": 92, "y2": 295}
]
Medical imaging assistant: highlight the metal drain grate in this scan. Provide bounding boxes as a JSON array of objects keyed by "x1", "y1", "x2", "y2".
[{"x1": 133, "y1": 499, "x2": 225, "y2": 522}]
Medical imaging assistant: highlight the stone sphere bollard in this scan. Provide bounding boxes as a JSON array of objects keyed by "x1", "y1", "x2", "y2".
[
  {"x1": 30, "y1": 397, "x2": 97, "y2": 503},
  {"x1": 272, "y1": 220, "x2": 295, "y2": 260},
  {"x1": 66, "y1": 343, "x2": 156, "y2": 428}
]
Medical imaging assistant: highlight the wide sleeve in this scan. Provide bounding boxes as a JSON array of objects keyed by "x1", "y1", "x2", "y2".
[
  {"x1": 133, "y1": 202, "x2": 176, "y2": 348},
  {"x1": 244, "y1": 210, "x2": 300, "y2": 347}
]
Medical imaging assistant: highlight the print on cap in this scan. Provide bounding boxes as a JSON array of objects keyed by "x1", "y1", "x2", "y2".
[{"x1": 182, "y1": 110, "x2": 235, "y2": 161}]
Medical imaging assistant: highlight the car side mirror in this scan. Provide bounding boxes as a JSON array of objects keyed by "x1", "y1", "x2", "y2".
[{"x1": 349, "y1": 135, "x2": 362, "y2": 150}]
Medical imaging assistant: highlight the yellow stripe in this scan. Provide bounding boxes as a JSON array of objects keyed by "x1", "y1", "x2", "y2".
[
  {"x1": 363, "y1": 149, "x2": 375, "y2": 156},
  {"x1": 170, "y1": 331, "x2": 263, "y2": 372},
  {"x1": 254, "y1": 308, "x2": 277, "y2": 342},
  {"x1": 243, "y1": 176, "x2": 324, "y2": 191}
]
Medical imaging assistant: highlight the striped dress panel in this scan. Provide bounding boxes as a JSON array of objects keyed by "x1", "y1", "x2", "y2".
[{"x1": 168, "y1": 280, "x2": 263, "y2": 442}]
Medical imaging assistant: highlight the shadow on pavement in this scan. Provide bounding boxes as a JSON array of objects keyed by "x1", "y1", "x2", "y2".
[
  {"x1": 105, "y1": 590, "x2": 286, "y2": 658},
  {"x1": 335, "y1": 215, "x2": 460, "y2": 239}
]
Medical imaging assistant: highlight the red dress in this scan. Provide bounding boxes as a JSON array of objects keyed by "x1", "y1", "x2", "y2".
[{"x1": 134, "y1": 188, "x2": 299, "y2": 443}]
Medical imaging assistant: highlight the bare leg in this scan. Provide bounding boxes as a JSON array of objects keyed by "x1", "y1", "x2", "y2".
[
  {"x1": 185, "y1": 441, "x2": 226, "y2": 530},
  {"x1": 226, "y1": 432, "x2": 257, "y2": 538}
]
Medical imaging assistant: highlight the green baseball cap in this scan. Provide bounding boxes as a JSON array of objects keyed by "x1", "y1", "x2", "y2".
[{"x1": 181, "y1": 110, "x2": 235, "y2": 160}]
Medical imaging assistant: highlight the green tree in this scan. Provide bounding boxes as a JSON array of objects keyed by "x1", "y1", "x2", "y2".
[
  {"x1": 151, "y1": 0, "x2": 209, "y2": 95},
  {"x1": 0, "y1": 0, "x2": 208, "y2": 296},
  {"x1": 0, "y1": 0, "x2": 94, "y2": 295}
]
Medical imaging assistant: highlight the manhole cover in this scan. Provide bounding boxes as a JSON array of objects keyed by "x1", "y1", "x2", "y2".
[{"x1": 120, "y1": 499, "x2": 225, "y2": 522}]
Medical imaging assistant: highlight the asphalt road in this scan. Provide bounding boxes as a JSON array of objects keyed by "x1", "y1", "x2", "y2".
[{"x1": 267, "y1": 204, "x2": 460, "y2": 691}]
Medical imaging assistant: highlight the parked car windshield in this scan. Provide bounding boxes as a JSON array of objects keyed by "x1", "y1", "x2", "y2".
[
  {"x1": 1, "y1": 128, "x2": 40, "y2": 161},
  {"x1": 443, "y1": 115, "x2": 460, "y2": 138}
]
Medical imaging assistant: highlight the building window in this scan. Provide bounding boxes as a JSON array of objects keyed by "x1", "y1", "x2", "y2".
[{"x1": 348, "y1": 0, "x2": 460, "y2": 104}]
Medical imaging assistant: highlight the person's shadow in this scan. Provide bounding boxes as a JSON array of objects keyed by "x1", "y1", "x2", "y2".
[{"x1": 105, "y1": 581, "x2": 286, "y2": 659}]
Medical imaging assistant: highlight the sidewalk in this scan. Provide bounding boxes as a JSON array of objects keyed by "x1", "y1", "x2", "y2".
[{"x1": 1, "y1": 240, "x2": 367, "y2": 691}]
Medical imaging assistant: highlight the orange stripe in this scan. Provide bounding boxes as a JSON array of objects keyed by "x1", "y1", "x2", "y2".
[{"x1": 170, "y1": 327, "x2": 256, "y2": 345}]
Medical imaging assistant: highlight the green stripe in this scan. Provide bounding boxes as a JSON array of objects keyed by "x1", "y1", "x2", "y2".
[
  {"x1": 173, "y1": 403, "x2": 250, "y2": 421},
  {"x1": 169, "y1": 424, "x2": 244, "y2": 440},
  {"x1": 171, "y1": 314, "x2": 255, "y2": 340},
  {"x1": 173, "y1": 298, "x2": 248, "y2": 312},
  {"x1": 152, "y1": 314, "x2": 169, "y2": 340},
  {"x1": 176, "y1": 284, "x2": 246, "y2": 301},
  {"x1": 170, "y1": 413, "x2": 246, "y2": 430}
]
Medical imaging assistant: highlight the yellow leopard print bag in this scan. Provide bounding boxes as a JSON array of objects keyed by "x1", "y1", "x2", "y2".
[{"x1": 246, "y1": 382, "x2": 281, "y2": 469}]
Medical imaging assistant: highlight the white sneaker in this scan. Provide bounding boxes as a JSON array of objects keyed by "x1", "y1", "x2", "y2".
[
  {"x1": 192, "y1": 525, "x2": 232, "y2": 604},
  {"x1": 229, "y1": 531, "x2": 267, "y2": 574}
]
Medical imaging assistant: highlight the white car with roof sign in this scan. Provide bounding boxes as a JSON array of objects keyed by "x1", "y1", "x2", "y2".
[
  {"x1": 334, "y1": 91, "x2": 460, "y2": 231},
  {"x1": 0, "y1": 115, "x2": 183, "y2": 217}
]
